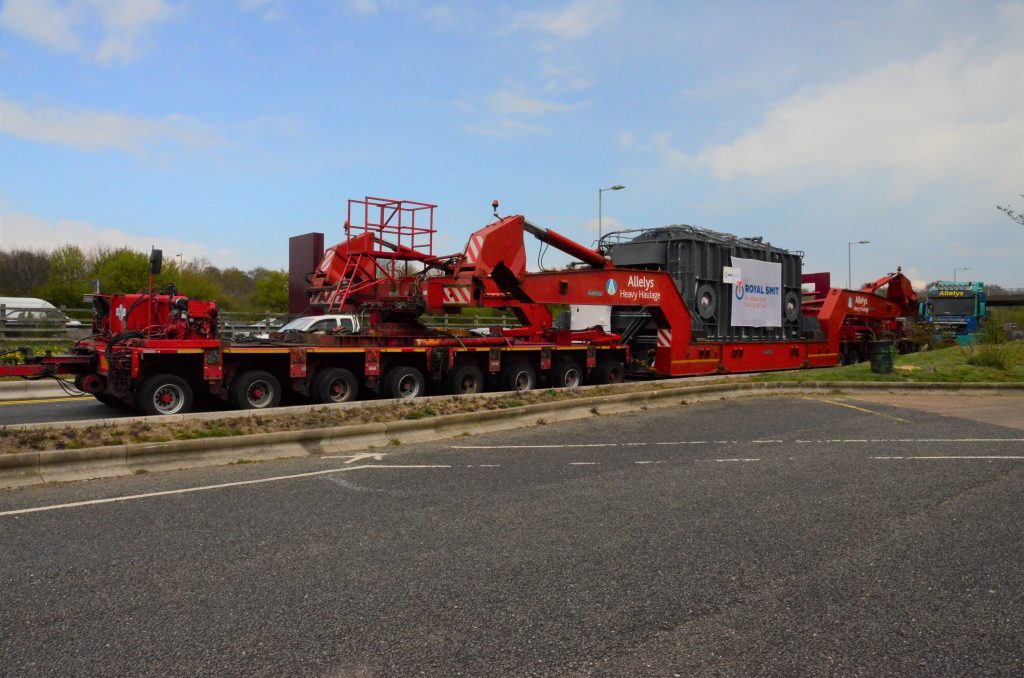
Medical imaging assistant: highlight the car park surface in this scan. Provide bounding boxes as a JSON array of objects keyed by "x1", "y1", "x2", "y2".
[{"x1": 1, "y1": 394, "x2": 1022, "y2": 676}]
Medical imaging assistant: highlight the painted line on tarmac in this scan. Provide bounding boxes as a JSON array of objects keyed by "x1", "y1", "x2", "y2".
[
  {"x1": 0, "y1": 396, "x2": 86, "y2": 406},
  {"x1": 568, "y1": 462, "x2": 598, "y2": 466},
  {"x1": 453, "y1": 438, "x2": 1024, "y2": 451},
  {"x1": 872, "y1": 456, "x2": 1024, "y2": 461},
  {"x1": 806, "y1": 396, "x2": 910, "y2": 423},
  {"x1": 0, "y1": 464, "x2": 451, "y2": 518},
  {"x1": 716, "y1": 458, "x2": 760, "y2": 462}
]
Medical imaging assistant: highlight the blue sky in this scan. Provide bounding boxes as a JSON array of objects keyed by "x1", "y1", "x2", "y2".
[{"x1": 1, "y1": 0, "x2": 1022, "y2": 288}]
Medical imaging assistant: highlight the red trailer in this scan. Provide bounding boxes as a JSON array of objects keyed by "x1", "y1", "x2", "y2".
[{"x1": 1, "y1": 197, "x2": 917, "y2": 415}]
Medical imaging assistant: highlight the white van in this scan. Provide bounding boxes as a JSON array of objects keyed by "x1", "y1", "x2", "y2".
[{"x1": 0, "y1": 297, "x2": 83, "y2": 327}]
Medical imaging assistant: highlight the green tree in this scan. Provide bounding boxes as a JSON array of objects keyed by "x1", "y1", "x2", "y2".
[
  {"x1": 33, "y1": 244, "x2": 91, "y2": 307},
  {"x1": 93, "y1": 248, "x2": 153, "y2": 294},
  {"x1": 252, "y1": 270, "x2": 288, "y2": 311}
]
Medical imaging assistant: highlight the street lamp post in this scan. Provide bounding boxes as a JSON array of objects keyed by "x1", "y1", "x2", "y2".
[
  {"x1": 847, "y1": 240, "x2": 869, "y2": 289},
  {"x1": 598, "y1": 184, "x2": 625, "y2": 245},
  {"x1": 954, "y1": 267, "x2": 970, "y2": 282}
]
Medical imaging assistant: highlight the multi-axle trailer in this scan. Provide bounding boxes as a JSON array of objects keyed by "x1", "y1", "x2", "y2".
[{"x1": 1, "y1": 197, "x2": 918, "y2": 416}]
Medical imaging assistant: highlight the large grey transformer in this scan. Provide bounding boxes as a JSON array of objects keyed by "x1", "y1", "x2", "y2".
[{"x1": 605, "y1": 225, "x2": 804, "y2": 346}]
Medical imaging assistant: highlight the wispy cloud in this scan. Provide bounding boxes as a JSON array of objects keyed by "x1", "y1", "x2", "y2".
[
  {"x1": 345, "y1": 0, "x2": 379, "y2": 17},
  {"x1": 487, "y1": 89, "x2": 582, "y2": 116},
  {"x1": 236, "y1": 0, "x2": 284, "y2": 23},
  {"x1": 512, "y1": 0, "x2": 622, "y2": 40},
  {"x1": 0, "y1": 0, "x2": 175, "y2": 64},
  {"x1": 0, "y1": 96, "x2": 220, "y2": 154},
  {"x1": 467, "y1": 119, "x2": 550, "y2": 138}
]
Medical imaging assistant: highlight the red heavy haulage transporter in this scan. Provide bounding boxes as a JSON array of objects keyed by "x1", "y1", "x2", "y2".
[{"x1": 2, "y1": 197, "x2": 917, "y2": 415}]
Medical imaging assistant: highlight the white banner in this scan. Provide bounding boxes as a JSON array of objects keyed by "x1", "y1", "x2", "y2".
[{"x1": 730, "y1": 256, "x2": 782, "y2": 328}]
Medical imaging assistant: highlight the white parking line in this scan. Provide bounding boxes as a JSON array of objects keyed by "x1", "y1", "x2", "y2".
[
  {"x1": 0, "y1": 465, "x2": 451, "y2": 518},
  {"x1": 873, "y1": 456, "x2": 1024, "y2": 461}
]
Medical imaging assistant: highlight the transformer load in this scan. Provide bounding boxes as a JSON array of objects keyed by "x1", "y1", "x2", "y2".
[{"x1": 605, "y1": 226, "x2": 804, "y2": 345}]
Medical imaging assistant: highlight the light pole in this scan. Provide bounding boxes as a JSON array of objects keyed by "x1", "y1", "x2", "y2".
[
  {"x1": 847, "y1": 240, "x2": 869, "y2": 289},
  {"x1": 953, "y1": 267, "x2": 970, "y2": 282},
  {"x1": 598, "y1": 184, "x2": 625, "y2": 244}
]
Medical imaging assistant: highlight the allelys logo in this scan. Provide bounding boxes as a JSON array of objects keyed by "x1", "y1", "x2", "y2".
[{"x1": 605, "y1": 279, "x2": 618, "y2": 295}]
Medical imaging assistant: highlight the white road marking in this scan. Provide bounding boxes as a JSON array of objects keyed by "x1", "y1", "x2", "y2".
[
  {"x1": 451, "y1": 443, "x2": 618, "y2": 449},
  {"x1": 873, "y1": 456, "x2": 1024, "y2": 461},
  {"x1": 568, "y1": 462, "x2": 598, "y2": 466},
  {"x1": 478, "y1": 464, "x2": 501, "y2": 468},
  {"x1": 752, "y1": 440, "x2": 783, "y2": 444},
  {"x1": 321, "y1": 452, "x2": 388, "y2": 463},
  {"x1": 0, "y1": 465, "x2": 451, "y2": 518},
  {"x1": 715, "y1": 458, "x2": 760, "y2": 462}
]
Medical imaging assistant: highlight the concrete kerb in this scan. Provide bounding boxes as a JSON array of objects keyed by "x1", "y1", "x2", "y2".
[
  {"x1": 2, "y1": 380, "x2": 1022, "y2": 489},
  {"x1": 0, "y1": 380, "x2": 73, "y2": 401}
]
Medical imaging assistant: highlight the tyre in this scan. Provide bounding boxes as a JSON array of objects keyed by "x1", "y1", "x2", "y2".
[
  {"x1": 447, "y1": 364, "x2": 485, "y2": 395},
  {"x1": 500, "y1": 363, "x2": 535, "y2": 393},
  {"x1": 590, "y1": 359, "x2": 625, "y2": 385},
  {"x1": 229, "y1": 370, "x2": 282, "y2": 410},
  {"x1": 136, "y1": 373, "x2": 194, "y2": 416},
  {"x1": 551, "y1": 360, "x2": 583, "y2": 388},
  {"x1": 311, "y1": 367, "x2": 359, "y2": 404},
  {"x1": 384, "y1": 366, "x2": 426, "y2": 399},
  {"x1": 94, "y1": 393, "x2": 121, "y2": 407}
]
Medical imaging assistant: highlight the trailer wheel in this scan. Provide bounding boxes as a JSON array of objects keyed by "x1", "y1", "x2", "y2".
[
  {"x1": 500, "y1": 363, "x2": 535, "y2": 393},
  {"x1": 552, "y1": 360, "x2": 583, "y2": 388},
  {"x1": 230, "y1": 370, "x2": 282, "y2": 410},
  {"x1": 136, "y1": 374, "x2": 194, "y2": 416},
  {"x1": 384, "y1": 366, "x2": 426, "y2": 399},
  {"x1": 94, "y1": 393, "x2": 121, "y2": 407},
  {"x1": 590, "y1": 359, "x2": 625, "y2": 385},
  {"x1": 312, "y1": 367, "x2": 358, "y2": 404},
  {"x1": 447, "y1": 364, "x2": 484, "y2": 395}
]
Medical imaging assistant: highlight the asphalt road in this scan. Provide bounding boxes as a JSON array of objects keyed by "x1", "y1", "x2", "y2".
[
  {"x1": 0, "y1": 395, "x2": 134, "y2": 425},
  {"x1": 1, "y1": 394, "x2": 1023, "y2": 676}
]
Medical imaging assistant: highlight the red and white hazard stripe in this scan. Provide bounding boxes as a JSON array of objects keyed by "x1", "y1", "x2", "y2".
[
  {"x1": 464, "y1": 234, "x2": 485, "y2": 265},
  {"x1": 657, "y1": 328, "x2": 672, "y2": 348},
  {"x1": 443, "y1": 286, "x2": 472, "y2": 304}
]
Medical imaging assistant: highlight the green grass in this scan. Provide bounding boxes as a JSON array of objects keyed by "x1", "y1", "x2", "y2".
[{"x1": 753, "y1": 341, "x2": 1024, "y2": 383}]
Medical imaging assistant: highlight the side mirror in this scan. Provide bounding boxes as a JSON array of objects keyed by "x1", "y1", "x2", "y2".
[{"x1": 150, "y1": 248, "x2": 163, "y2": 275}]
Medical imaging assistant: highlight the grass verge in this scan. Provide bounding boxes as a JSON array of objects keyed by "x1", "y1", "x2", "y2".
[{"x1": 753, "y1": 341, "x2": 1024, "y2": 384}]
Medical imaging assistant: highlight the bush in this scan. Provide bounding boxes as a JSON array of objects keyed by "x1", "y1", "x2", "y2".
[{"x1": 962, "y1": 343, "x2": 1014, "y2": 370}]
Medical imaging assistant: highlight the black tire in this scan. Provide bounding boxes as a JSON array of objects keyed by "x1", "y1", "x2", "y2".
[
  {"x1": 590, "y1": 359, "x2": 625, "y2": 385},
  {"x1": 311, "y1": 367, "x2": 358, "y2": 404},
  {"x1": 500, "y1": 363, "x2": 535, "y2": 393},
  {"x1": 384, "y1": 366, "x2": 426, "y2": 399},
  {"x1": 229, "y1": 370, "x2": 282, "y2": 410},
  {"x1": 551, "y1": 360, "x2": 583, "y2": 389},
  {"x1": 94, "y1": 393, "x2": 121, "y2": 407},
  {"x1": 447, "y1": 364, "x2": 485, "y2": 395},
  {"x1": 136, "y1": 373, "x2": 194, "y2": 416}
]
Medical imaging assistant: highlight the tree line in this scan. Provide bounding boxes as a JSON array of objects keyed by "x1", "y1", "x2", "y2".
[{"x1": 0, "y1": 245, "x2": 288, "y2": 312}]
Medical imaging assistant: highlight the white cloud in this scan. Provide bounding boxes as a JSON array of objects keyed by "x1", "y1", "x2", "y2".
[
  {"x1": 580, "y1": 216, "x2": 622, "y2": 233},
  {"x1": 487, "y1": 89, "x2": 581, "y2": 116},
  {"x1": 541, "y1": 61, "x2": 594, "y2": 93},
  {"x1": 0, "y1": 210, "x2": 221, "y2": 267},
  {"x1": 345, "y1": 0, "x2": 379, "y2": 17},
  {"x1": 468, "y1": 119, "x2": 550, "y2": 138},
  {"x1": 513, "y1": 0, "x2": 622, "y2": 40},
  {"x1": 682, "y1": 38, "x2": 1024, "y2": 198},
  {"x1": 0, "y1": 0, "x2": 174, "y2": 64},
  {"x1": 617, "y1": 130, "x2": 634, "y2": 150},
  {"x1": 0, "y1": 0, "x2": 80, "y2": 53},
  {"x1": 0, "y1": 96, "x2": 220, "y2": 153}
]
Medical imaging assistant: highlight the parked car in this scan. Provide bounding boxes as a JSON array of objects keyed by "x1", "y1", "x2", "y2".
[
  {"x1": 0, "y1": 297, "x2": 83, "y2": 328},
  {"x1": 254, "y1": 314, "x2": 359, "y2": 339}
]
